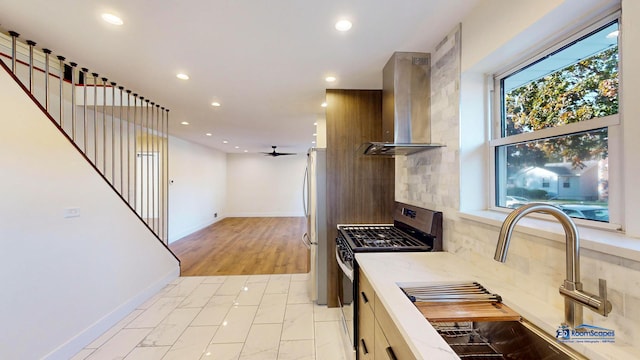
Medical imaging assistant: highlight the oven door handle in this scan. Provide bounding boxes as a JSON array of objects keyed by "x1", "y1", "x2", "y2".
[{"x1": 335, "y1": 247, "x2": 354, "y2": 281}]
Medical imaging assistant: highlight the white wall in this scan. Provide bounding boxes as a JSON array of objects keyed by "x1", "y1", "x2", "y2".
[
  {"x1": 167, "y1": 140, "x2": 306, "y2": 241},
  {"x1": 168, "y1": 136, "x2": 227, "y2": 243},
  {"x1": 0, "y1": 67, "x2": 179, "y2": 359},
  {"x1": 226, "y1": 153, "x2": 307, "y2": 217}
]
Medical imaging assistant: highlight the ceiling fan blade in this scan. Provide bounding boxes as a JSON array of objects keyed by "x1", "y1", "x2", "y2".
[{"x1": 261, "y1": 146, "x2": 296, "y2": 157}]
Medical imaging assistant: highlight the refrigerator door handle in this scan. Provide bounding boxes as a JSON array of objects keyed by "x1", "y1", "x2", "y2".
[
  {"x1": 302, "y1": 232, "x2": 311, "y2": 249},
  {"x1": 302, "y1": 165, "x2": 309, "y2": 216}
]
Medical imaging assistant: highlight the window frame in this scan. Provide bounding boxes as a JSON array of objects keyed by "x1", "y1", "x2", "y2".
[{"x1": 488, "y1": 11, "x2": 622, "y2": 229}]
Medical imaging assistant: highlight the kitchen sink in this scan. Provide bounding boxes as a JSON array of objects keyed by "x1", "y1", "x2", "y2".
[{"x1": 432, "y1": 318, "x2": 588, "y2": 359}]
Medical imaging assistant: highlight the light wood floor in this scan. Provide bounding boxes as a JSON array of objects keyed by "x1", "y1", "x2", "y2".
[{"x1": 169, "y1": 217, "x2": 310, "y2": 276}]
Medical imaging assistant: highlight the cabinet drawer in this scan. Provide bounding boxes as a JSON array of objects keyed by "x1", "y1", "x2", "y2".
[{"x1": 359, "y1": 270, "x2": 375, "y2": 312}]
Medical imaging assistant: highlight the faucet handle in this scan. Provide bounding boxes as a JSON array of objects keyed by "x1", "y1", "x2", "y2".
[{"x1": 598, "y1": 278, "x2": 613, "y2": 316}]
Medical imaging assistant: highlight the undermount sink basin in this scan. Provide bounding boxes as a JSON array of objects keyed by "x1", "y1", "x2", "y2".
[{"x1": 432, "y1": 318, "x2": 588, "y2": 359}]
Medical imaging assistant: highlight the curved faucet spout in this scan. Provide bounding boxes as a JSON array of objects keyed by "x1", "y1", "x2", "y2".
[
  {"x1": 493, "y1": 203, "x2": 612, "y2": 328},
  {"x1": 494, "y1": 203, "x2": 579, "y2": 283}
]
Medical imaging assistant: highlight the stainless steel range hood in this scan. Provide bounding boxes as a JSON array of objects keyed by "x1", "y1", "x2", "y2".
[{"x1": 364, "y1": 52, "x2": 444, "y2": 156}]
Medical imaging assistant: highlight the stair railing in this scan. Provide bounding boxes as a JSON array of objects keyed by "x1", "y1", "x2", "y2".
[{"x1": 0, "y1": 29, "x2": 170, "y2": 246}]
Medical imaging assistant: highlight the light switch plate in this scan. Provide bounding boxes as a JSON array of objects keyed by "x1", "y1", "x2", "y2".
[{"x1": 64, "y1": 208, "x2": 80, "y2": 218}]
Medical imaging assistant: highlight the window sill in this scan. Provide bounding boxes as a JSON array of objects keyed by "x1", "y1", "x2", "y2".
[{"x1": 457, "y1": 210, "x2": 640, "y2": 263}]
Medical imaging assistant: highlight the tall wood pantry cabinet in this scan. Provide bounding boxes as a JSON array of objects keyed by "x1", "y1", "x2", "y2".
[{"x1": 325, "y1": 89, "x2": 395, "y2": 307}]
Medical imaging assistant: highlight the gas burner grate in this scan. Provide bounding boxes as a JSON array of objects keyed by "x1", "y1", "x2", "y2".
[{"x1": 340, "y1": 225, "x2": 426, "y2": 248}]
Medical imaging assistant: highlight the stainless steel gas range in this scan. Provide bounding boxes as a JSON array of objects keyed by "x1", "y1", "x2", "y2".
[{"x1": 335, "y1": 202, "x2": 443, "y2": 358}]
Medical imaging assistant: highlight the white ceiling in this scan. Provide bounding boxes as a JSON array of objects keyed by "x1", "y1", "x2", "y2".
[{"x1": 0, "y1": 0, "x2": 479, "y2": 154}]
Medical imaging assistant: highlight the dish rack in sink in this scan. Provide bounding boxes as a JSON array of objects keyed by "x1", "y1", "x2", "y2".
[{"x1": 431, "y1": 322, "x2": 504, "y2": 359}]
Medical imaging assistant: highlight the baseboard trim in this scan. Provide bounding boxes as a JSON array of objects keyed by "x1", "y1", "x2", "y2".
[
  {"x1": 43, "y1": 267, "x2": 179, "y2": 360},
  {"x1": 168, "y1": 216, "x2": 223, "y2": 243},
  {"x1": 225, "y1": 212, "x2": 305, "y2": 217}
]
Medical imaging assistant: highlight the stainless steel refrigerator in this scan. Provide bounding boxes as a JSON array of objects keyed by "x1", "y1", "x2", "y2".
[{"x1": 302, "y1": 147, "x2": 327, "y2": 304}]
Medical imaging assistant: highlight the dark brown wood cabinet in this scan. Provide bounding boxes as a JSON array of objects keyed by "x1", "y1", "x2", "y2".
[{"x1": 325, "y1": 89, "x2": 395, "y2": 307}]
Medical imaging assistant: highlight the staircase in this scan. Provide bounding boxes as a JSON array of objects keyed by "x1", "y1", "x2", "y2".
[{"x1": 0, "y1": 29, "x2": 171, "y2": 247}]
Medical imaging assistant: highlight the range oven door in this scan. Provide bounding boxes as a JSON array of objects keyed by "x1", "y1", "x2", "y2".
[{"x1": 336, "y1": 246, "x2": 356, "y2": 359}]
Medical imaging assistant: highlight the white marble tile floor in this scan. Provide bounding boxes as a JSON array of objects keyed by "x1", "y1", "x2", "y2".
[{"x1": 71, "y1": 273, "x2": 349, "y2": 360}]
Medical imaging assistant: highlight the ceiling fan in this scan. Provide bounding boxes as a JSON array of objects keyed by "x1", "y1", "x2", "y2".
[{"x1": 263, "y1": 145, "x2": 296, "y2": 157}]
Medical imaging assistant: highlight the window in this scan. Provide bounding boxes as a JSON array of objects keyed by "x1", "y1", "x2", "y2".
[{"x1": 492, "y1": 16, "x2": 619, "y2": 223}]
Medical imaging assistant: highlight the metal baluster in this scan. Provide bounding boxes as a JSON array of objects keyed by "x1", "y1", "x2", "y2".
[
  {"x1": 81, "y1": 68, "x2": 89, "y2": 152},
  {"x1": 111, "y1": 82, "x2": 117, "y2": 182},
  {"x1": 119, "y1": 86, "x2": 125, "y2": 194},
  {"x1": 156, "y1": 104, "x2": 161, "y2": 235},
  {"x1": 92, "y1": 73, "x2": 99, "y2": 165},
  {"x1": 70, "y1": 62, "x2": 77, "y2": 141},
  {"x1": 102, "y1": 77, "x2": 108, "y2": 175},
  {"x1": 126, "y1": 90, "x2": 132, "y2": 203},
  {"x1": 58, "y1": 56, "x2": 66, "y2": 127},
  {"x1": 139, "y1": 96, "x2": 145, "y2": 220},
  {"x1": 158, "y1": 106, "x2": 165, "y2": 241},
  {"x1": 26, "y1": 40, "x2": 36, "y2": 92},
  {"x1": 133, "y1": 93, "x2": 139, "y2": 214},
  {"x1": 8, "y1": 31, "x2": 18, "y2": 74},
  {"x1": 43, "y1": 49, "x2": 52, "y2": 111},
  {"x1": 150, "y1": 102, "x2": 156, "y2": 232},
  {"x1": 165, "y1": 109, "x2": 169, "y2": 241},
  {"x1": 153, "y1": 104, "x2": 162, "y2": 233},
  {"x1": 154, "y1": 103, "x2": 159, "y2": 233},
  {"x1": 145, "y1": 99, "x2": 150, "y2": 225}
]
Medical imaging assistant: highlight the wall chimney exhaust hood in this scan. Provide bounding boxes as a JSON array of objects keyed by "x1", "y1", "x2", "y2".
[{"x1": 364, "y1": 52, "x2": 444, "y2": 156}]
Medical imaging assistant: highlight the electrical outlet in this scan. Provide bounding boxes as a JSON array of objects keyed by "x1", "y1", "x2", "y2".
[
  {"x1": 214, "y1": 213, "x2": 218, "y2": 218},
  {"x1": 64, "y1": 208, "x2": 80, "y2": 218}
]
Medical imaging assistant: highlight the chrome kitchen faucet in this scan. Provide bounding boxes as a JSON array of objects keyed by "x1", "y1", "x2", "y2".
[{"x1": 494, "y1": 203, "x2": 612, "y2": 328}]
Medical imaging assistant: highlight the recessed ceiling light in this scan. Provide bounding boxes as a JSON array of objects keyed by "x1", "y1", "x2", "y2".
[
  {"x1": 180, "y1": 121, "x2": 189, "y2": 125},
  {"x1": 211, "y1": 102, "x2": 221, "y2": 107},
  {"x1": 176, "y1": 73, "x2": 189, "y2": 80},
  {"x1": 205, "y1": 133, "x2": 212, "y2": 136},
  {"x1": 325, "y1": 76, "x2": 337, "y2": 82},
  {"x1": 335, "y1": 20, "x2": 352, "y2": 32},
  {"x1": 234, "y1": 146, "x2": 240, "y2": 149},
  {"x1": 606, "y1": 30, "x2": 619, "y2": 39},
  {"x1": 321, "y1": 102, "x2": 327, "y2": 108},
  {"x1": 313, "y1": 122, "x2": 318, "y2": 126},
  {"x1": 244, "y1": 150, "x2": 248, "y2": 153},
  {"x1": 223, "y1": 140, "x2": 229, "y2": 144},
  {"x1": 313, "y1": 133, "x2": 317, "y2": 136},
  {"x1": 101, "y1": 13, "x2": 124, "y2": 26},
  {"x1": 312, "y1": 141, "x2": 316, "y2": 144}
]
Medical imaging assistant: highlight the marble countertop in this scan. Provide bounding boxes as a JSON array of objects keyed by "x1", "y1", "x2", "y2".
[{"x1": 355, "y1": 252, "x2": 636, "y2": 360}]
